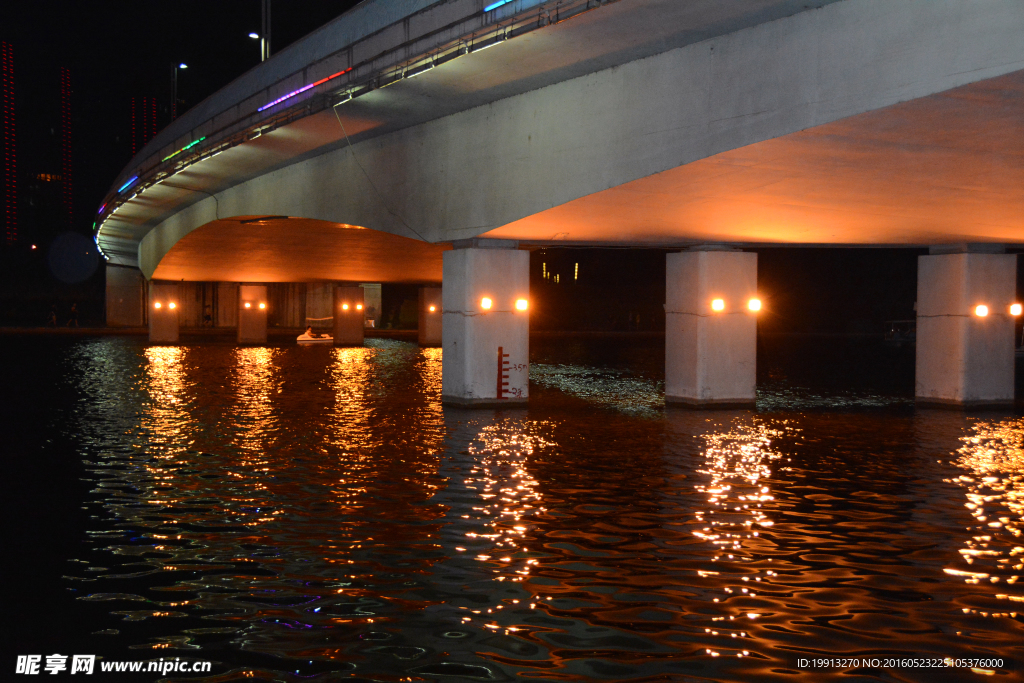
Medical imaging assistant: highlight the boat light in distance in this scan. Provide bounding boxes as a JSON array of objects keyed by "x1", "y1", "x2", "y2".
[
  {"x1": 259, "y1": 302, "x2": 266, "y2": 310},
  {"x1": 1011, "y1": 303, "x2": 1022, "y2": 316},
  {"x1": 975, "y1": 305, "x2": 988, "y2": 317},
  {"x1": 118, "y1": 176, "x2": 139, "y2": 193},
  {"x1": 484, "y1": 0, "x2": 513, "y2": 11},
  {"x1": 748, "y1": 298, "x2": 762, "y2": 312},
  {"x1": 711, "y1": 298, "x2": 725, "y2": 312},
  {"x1": 258, "y1": 67, "x2": 352, "y2": 112},
  {"x1": 481, "y1": 297, "x2": 492, "y2": 310},
  {"x1": 515, "y1": 299, "x2": 528, "y2": 311}
]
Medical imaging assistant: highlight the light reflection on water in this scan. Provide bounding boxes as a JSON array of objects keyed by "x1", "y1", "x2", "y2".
[{"x1": 6, "y1": 337, "x2": 1023, "y2": 680}]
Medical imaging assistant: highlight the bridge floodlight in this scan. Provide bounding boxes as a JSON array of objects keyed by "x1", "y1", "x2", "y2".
[
  {"x1": 1010, "y1": 303, "x2": 1022, "y2": 316},
  {"x1": 711, "y1": 298, "x2": 725, "y2": 312},
  {"x1": 515, "y1": 299, "x2": 528, "y2": 311},
  {"x1": 975, "y1": 304, "x2": 988, "y2": 317},
  {"x1": 748, "y1": 298, "x2": 761, "y2": 312},
  {"x1": 481, "y1": 297, "x2": 492, "y2": 310}
]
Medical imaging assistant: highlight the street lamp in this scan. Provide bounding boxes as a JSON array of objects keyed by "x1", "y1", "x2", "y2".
[
  {"x1": 172, "y1": 62, "x2": 187, "y2": 119},
  {"x1": 260, "y1": 0, "x2": 271, "y2": 62}
]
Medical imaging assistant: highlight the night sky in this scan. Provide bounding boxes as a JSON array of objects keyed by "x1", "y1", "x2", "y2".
[{"x1": 0, "y1": 2, "x2": 1020, "y2": 333}]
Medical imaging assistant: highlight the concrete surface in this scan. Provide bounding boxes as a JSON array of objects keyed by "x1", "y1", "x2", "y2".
[
  {"x1": 238, "y1": 284, "x2": 269, "y2": 344},
  {"x1": 149, "y1": 282, "x2": 180, "y2": 343},
  {"x1": 915, "y1": 251, "x2": 1017, "y2": 407},
  {"x1": 441, "y1": 245, "x2": 529, "y2": 405},
  {"x1": 333, "y1": 286, "x2": 365, "y2": 346},
  {"x1": 665, "y1": 249, "x2": 758, "y2": 407},
  {"x1": 419, "y1": 286, "x2": 442, "y2": 346}
]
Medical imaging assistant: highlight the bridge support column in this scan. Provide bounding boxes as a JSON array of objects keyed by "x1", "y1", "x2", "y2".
[
  {"x1": 238, "y1": 284, "x2": 268, "y2": 344},
  {"x1": 106, "y1": 265, "x2": 146, "y2": 327},
  {"x1": 916, "y1": 248, "x2": 1016, "y2": 408},
  {"x1": 419, "y1": 286, "x2": 442, "y2": 346},
  {"x1": 442, "y1": 240, "x2": 529, "y2": 406},
  {"x1": 149, "y1": 282, "x2": 180, "y2": 343},
  {"x1": 333, "y1": 286, "x2": 364, "y2": 346},
  {"x1": 665, "y1": 249, "x2": 758, "y2": 408}
]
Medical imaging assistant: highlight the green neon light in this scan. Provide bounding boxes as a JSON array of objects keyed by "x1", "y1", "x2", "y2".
[{"x1": 162, "y1": 136, "x2": 207, "y2": 163}]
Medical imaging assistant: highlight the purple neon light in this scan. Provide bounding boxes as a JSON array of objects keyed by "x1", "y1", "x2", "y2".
[{"x1": 258, "y1": 68, "x2": 352, "y2": 112}]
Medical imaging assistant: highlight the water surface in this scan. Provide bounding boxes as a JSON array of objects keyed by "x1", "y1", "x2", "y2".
[{"x1": 2, "y1": 336, "x2": 1022, "y2": 681}]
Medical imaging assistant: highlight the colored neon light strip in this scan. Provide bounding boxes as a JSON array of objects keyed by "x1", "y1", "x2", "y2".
[
  {"x1": 484, "y1": 0, "x2": 513, "y2": 11},
  {"x1": 117, "y1": 176, "x2": 138, "y2": 193},
  {"x1": 98, "y1": 204, "x2": 106, "y2": 214},
  {"x1": 258, "y1": 67, "x2": 352, "y2": 112},
  {"x1": 162, "y1": 136, "x2": 207, "y2": 163}
]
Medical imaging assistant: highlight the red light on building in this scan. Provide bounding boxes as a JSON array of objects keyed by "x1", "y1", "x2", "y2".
[
  {"x1": 2, "y1": 41, "x2": 16, "y2": 245},
  {"x1": 60, "y1": 67, "x2": 72, "y2": 226}
]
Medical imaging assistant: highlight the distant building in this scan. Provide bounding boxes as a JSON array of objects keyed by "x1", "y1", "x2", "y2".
[{"x1": 2, "y1": 41, "x2": 15, "y2": 245}]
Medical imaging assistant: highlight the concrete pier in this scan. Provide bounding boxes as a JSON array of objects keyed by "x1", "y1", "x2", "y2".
[
  {"x1": 238, "y1": 284, "x2": 268, "y2": 344},
  {"x1": 441, "y1": 241, "x2": 529, "y2": 406},
  {"x1": 333, "y1": 286, "x2": 364, "y2": 346},
  {"x1": 915, "y1": 248, "x2": 1017, "y2": 408},
  {"x1": 149, "y1": 282, "x2": 180, "y2": 343},
  {"x1": 106, "y1": 265, "x2": 147, "y2": 327},
  {"x1": 665, "y1": 249, "x2": 758, "y2": 408},
  {"x1": 419, "y1": 286, "x2": 442, "y2": 347}
]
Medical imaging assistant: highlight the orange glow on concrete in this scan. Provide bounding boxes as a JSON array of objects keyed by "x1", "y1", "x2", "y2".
[
  {"x1": 711, "y1": 299, "x2": 725, "y2": 312},
  {"x1": 975, "y1": 305, "x2": 989, "y2": 317}
]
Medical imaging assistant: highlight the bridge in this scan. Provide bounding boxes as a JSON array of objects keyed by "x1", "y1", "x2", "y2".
[{"x1": 98, "y1": 0, "x2": 1024, "y2": 407}]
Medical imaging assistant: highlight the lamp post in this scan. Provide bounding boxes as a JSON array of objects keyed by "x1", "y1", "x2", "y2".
[
  {"x1": 172, "y1": 62, "x2": 187, "y2": 120},
  {"x1": 261, "y1": 0, "x2": 271, "y2": 61}
]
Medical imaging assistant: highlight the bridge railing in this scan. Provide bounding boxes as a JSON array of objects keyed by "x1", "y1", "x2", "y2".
[{"x1": 96, "y1": 0, "x2": 611, "y2": 249}]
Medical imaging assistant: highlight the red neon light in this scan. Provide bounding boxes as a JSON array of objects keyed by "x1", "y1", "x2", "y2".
[
  {"x1": 2, "y1": 42, "x2": 15, "y2": 244},
  {"x1": 131, "y1": 97, "x2": 136, "y2": 156},
  {"x1": 60, "y1": 67, "x2": 72, "y2": 226}
]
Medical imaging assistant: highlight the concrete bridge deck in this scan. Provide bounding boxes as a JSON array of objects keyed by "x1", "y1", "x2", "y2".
[{"x1": 98, "y1": 0, "x2": 1024, "y2": 284}]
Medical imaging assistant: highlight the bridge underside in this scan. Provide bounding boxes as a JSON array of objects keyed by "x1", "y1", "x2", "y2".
[
  {"x1": 486, "y1": 71, "x2": 1024, "y2": 247},
  {"x1": 153, "y1": 68, "x2": 1024, "y2": 284},
  {"x1": 152, "y1": 217, "x2": 447, "y2": 283}
]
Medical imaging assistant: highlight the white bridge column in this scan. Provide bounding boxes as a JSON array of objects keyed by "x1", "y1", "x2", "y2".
[
  {"x1": 442, "y1": 240, "x2": 529, "y2": 406},
  {"x1": 333, "y1": 285, "x2": 365, "y2": 346},
  {"x1": 665, "y1": 249, "x2": 758, "y2": 408},
  {"x1": 419, "y1": 286, "x2": 442, "y2": 346},
  {"x1": 916, "y1": 247, "x2": 1017, "y2": 408},
  {"x1": 149, "y1": 281, "x2": 180, "y2": 343},
  {"x1": 238, "y1": 284, "x2": 268, "y2": 344}
]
